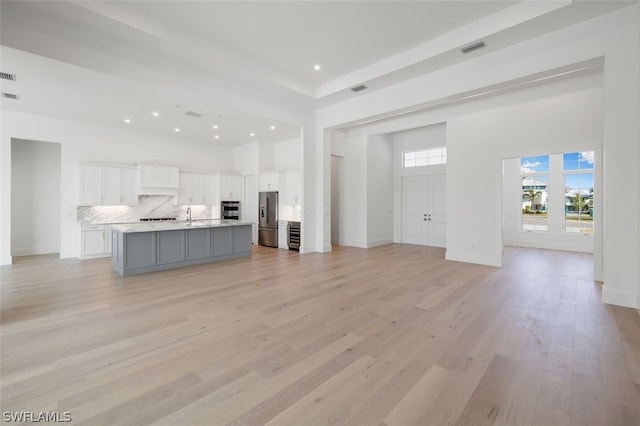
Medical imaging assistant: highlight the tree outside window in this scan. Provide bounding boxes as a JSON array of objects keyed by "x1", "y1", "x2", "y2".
[
  {"x1": 520, "y1": 155, "x2": 549, "y2": 232},
  {"x1": 563, "y1": 151, "x2": 594, "y2": 235}
]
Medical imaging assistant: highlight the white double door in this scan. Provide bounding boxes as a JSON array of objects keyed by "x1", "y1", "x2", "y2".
[{"x1": 402, "y1": 174, "x2": 447, "y2": 248}]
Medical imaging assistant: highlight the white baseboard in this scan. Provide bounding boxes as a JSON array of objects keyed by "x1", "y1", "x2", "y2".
[
  {"x1": 503, "y1": 239, "x2": 593, "y2": 253},
  {"x1": 338, "y1": 239, "x2": 367, "y2": 248},
  {"x1": 367, "y1": 239, "x2": 393, "y2": 248},
  {"x1": 11, "y1": 246, "x2": 59, "y2": 256},
  {"x1": 60, "y1": 251, "x2": 76, "y2": 259},
  {"x1": 602, "y1": 286, "x2": 640, "y2": 309},
  {"x1": 445, "y1": 250, "x2": 502, "y2": 267},
  {"x1": 79, "y1": 253, "x2": 111, "y2": 260},
  {"x1": 1, "y1": 255, "x2": 12, "y2": 266}
]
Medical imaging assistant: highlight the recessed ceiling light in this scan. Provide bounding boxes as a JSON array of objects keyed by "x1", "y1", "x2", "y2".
[
  {"x1": 214, "y1": 135, "x2": 220, "y2": 140},
  {"x1": 314, "y1": 64, "x2": 321, "y2": 71},
  {"x1": 212, "y1": 125, "x2": 218, "y2": 129},
  {"x1": 174, "y1": 128, "x2": 180, "y2": 132},
  {"x1": 249, "y1": 132, "x2": 255, "y2": 137},
  {"x1": 270, "y1": 125, "x2": 276, "y2": 130},
  {"x1": 124, "y1": 119, "x2": 131, "y2": 124},
  {"x1": 152, "y1": 112, "x2": 159, "y2": 117}
]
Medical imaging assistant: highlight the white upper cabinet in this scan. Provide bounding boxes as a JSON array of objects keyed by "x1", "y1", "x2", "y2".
[
  {"x1": 259, "y1": 172, "x2": 280, "y2": 191},
  {"x1": 202, "y1": 174, "x2": 217, "y2": 205},
  {"x1": 177, "y1": 172, "x2": 217, "y2": 205},
  {"x1": 283, "y1": 170, "x2": 302, "y2": 205},
  {"x1": 138, "y1": 163, "x2": 179, "y2": 195},
  {"x1": 79, "y1": 165, "x2": 103, "y2": 205},
  {"x1": 219, "y1": 174, "x2": 242, "y2": 200},
  {"x1": 79, "y1": 164, "x2": 138, "y2": 206},
  {"x1": 120, "y1": 168, "x2": 139, "y2": 205},
  {"x1": 103, "y1": 166, "x2": 122, "y2": 204}
]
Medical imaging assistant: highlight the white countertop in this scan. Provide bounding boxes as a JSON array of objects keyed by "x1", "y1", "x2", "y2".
[{"x1": 111, "y1": 220, "x2": 253, "y2": 233}]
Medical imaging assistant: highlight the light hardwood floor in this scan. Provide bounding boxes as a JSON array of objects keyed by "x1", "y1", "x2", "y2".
[{"x1": 1, "y1": 245, "x2": 639, "y2": 425}]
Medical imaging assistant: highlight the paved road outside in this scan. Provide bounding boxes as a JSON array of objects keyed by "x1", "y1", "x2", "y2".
[{"x1": 522, "y1": 215, "x2": 593, "y2": 233}]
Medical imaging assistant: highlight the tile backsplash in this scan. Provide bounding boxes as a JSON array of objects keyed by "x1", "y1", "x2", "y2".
[{"x1": 77, "y1": 196, "x2": 216, "y2": 224}]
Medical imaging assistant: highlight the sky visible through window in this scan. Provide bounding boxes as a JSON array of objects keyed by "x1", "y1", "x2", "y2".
[
  {"x1": 564, "y1": 152, "x2": 594, "y2": 190},
  {"x1": 520, "y1": 155, "x2": 549, "y2": 174}
]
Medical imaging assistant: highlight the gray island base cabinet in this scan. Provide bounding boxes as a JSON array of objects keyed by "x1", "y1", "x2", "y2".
[{"x1": 111, "y1": 222, "x2": 252, "y2": 276}]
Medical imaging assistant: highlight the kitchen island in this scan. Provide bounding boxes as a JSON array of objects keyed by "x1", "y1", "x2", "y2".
[{"x1": 111, "y1": 220, "x2": 252, "y2": 276}]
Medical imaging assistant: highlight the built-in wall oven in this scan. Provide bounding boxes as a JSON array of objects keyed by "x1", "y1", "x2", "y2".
[{"x1": 221, "y1": 201, "x2": 240, "y2": 220}]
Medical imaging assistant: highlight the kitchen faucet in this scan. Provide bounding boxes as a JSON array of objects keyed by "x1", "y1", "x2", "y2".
[{"x1": 186, "y1": 207, "x2": 192, "y2": 224}]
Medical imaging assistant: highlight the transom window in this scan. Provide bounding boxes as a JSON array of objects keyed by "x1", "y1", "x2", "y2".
[
  {"x1": 520, "y1": 155, "x2": 550, "y2": 174},
  {"x1": 403, "y1": 147, "x2": 447, "y2": 168}
]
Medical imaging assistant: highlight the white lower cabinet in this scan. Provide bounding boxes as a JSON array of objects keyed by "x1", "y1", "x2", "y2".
[
  {"x1": 278, "y1": 220, "x2": 288, "y2": 249},
  {"x1": 80, "y1": 225, "x2": 112, "y2": 259}
]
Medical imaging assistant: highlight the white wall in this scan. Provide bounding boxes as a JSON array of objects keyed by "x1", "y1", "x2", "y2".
[
  {"x1": 502, "y1": 155, "x2": 597, "y2": 253},
  {"x1": 600, "y1": 7, "x2": 640, "y2": 309},
  {"x1": 233, "y1": 141, "x2": 259, "y2": 176},
  {"x1": 335, "y1": 75, "x2": 603, "y2": 256},
  {"x1": 333, "y1": 132, "x2": 393, "y2": 248},
  {"x1": 258, "y1": 141, "x2": 276, "y2": 172},
  {"x1": 446, "y1": 77, "x2": 604, "y2": 267},
  {"x1": 0, "y1": 111, "x2": 235, "y2": 263},
  {"x1": 339, "y1": 133, "x2": 368, "y2": 247},
  {"x1": 366, "y1": 134, "x2": 393, "y2": 247},
  {"x1": 314, "y1": 6, "x2": 638, "y2": 308},
  {"x1": 274, "y1": 137, "x2": 302, "y2": 171},
  {"x1": 11, "y1": 139, "x2": 61, "y2": 256},
  {"x1": 392, "y1": 123, "x2": 447, "y2": 242}
]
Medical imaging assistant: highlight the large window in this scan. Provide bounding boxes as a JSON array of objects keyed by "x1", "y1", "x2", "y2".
[
  {"x1": 563, "y1": 151, "x2": 594, "y2": 235},
  {"x1": 520, "y1": 155, "x2": 549, "y2": 231},
  {"x1": 403, "y1": 147, "x2": 447, "y2": 168}
]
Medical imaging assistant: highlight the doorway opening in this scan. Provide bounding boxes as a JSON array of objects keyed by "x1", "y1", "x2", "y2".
[
  {"x1": 500, "y1": 149, "x2": 601, "y2": 279},
  {"x1": 330, "y1": 155, "x2": 343, "y2": 246},
  {"x1": 11, "y1": 139, "x2": 62, "y2": 259}
]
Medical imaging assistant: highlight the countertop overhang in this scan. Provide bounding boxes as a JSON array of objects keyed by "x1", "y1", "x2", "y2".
[{"x1": 111, "y1": 220, "x2": 253, "y2": 233}]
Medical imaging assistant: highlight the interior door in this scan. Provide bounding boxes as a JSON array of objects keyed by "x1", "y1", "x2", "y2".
[
  {"x1": 427, "y1": 174, "x2": 447, "y2": 248},
  {"x1": 401, "y1": 174, "x2": 447, "y2": 247},
  {"x1": 402, "y1": 175, "x2": 428, "y2": 244}
]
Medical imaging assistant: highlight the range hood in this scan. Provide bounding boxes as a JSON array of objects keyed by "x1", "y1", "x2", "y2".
[{"x1": 137, "y1": 163, "x2": 180, "y2": 196}]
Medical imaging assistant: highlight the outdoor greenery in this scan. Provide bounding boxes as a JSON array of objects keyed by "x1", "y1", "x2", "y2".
[{"x1": 523, "y1": 189, "x2": 543, "y2": 212}]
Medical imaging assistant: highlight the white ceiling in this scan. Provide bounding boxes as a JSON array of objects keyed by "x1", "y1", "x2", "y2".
[{"x1": 0, "y1": 1, "x2": 635, "y2": 145}]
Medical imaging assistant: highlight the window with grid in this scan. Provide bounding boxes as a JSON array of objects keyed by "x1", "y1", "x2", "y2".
[
  {"x1": 520, "y1": 155, "x2": 549, "y2": 232},
  {"x1": 563, "y1": 151, "x2": 594, "y2": 235},
  {"x1": 403, "y1": 147, "x2": 447, "y2": 168}
]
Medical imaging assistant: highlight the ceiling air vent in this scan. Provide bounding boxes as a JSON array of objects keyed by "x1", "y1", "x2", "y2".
[
  {"x1": 461, "y1": 41, "x2": 486, "y2": 54},
  {"x1": 185, "y1": 110, "x2": 203, "y2": 118},
  {"x1": 1, "y1": 92, "x2": 19, "y2": 100},
  {"x1": 0, "y1": 72, "x2": 17, "y2": 81},
  {"x1": 350, "y1": 84, "x2": 368, "y2": 93}
]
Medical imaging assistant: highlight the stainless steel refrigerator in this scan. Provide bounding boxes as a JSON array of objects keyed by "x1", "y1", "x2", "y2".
[{"x1": 258, "y1": 191, "x2": 278, "y2": 247}]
